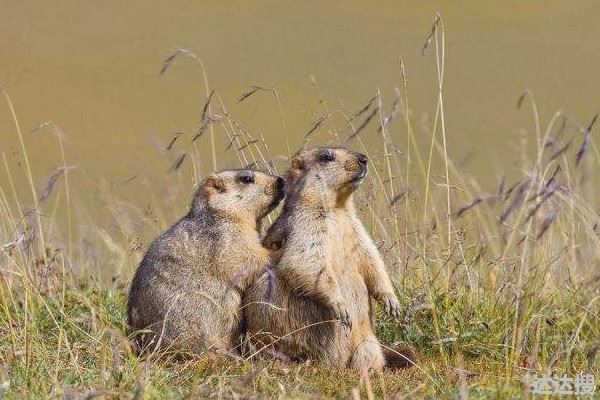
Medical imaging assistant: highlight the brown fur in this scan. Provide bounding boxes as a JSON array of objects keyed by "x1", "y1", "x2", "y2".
[
  {"x1": 127, "y1": 169, "x2": 284, "y2": 355},
  {"x1": 382, "y1": 343, "x2": 416, "y2": 370},
  {"x1": 244, "y1": 147, "x2": 402, "y2": 373}
]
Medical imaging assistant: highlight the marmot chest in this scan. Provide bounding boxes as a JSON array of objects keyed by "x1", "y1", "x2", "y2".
[
  {"x1": 326, "y1": 212, "x2": 362, "y2": 276},
  {"x1": 326, "y1": 212, "x2": 370, "y2": 316}
]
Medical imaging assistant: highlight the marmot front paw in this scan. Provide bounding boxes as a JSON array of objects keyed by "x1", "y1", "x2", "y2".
[
  {"x1": 332, "y1": 302, "x2": 352, "y2": 329},
  {"x1": 379, "y1": 293, "x2": 400, "y2": 319}
]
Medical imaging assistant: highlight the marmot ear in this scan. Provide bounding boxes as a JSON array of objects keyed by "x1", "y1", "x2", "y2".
[
  {"x1": 204, "y1": 174, "x2": 226, "y2": 194},
  {"x1": 289, "y1": 156, "x2": 305, "y2": 177}
]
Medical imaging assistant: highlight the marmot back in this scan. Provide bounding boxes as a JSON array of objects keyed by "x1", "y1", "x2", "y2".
[{"x1": 127, "y1": 169, "x2": 284, "y2": 355}]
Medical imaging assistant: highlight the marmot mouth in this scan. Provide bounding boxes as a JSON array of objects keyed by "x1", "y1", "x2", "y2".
[{"x1": 350, "y1": 167, "x2": 367, "y2": 183}]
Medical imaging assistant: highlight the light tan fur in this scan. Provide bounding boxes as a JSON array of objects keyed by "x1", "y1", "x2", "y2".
[
  {"x1": 127, "y1": 169, "x2": 285, "y2": 355},
  {"x1": 244, "y1": 147, "x2": 400, "y2": 373}
]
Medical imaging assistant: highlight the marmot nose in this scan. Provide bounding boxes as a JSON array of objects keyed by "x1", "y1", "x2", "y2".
[{"x1": 356, "y1": 153, "x2": 368, "y2": 166}]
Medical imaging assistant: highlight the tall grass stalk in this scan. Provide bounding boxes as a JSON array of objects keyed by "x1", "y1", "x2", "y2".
[{"x1": 1, "y1": 86, "x2": 46, "y2": 262}]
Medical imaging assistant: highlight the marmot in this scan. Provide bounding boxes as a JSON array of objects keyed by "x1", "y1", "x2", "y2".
[
  {"x1": 244, "y1": 147, "x2": 405, "y2": 372},
  {"x1": 127, "y1": 169, "x2": 285, "y2": 355}
]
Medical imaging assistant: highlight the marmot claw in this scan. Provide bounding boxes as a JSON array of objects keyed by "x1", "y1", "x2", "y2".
[
  {"x1": 333, "y1": 303, "x2": 352, "y2": 329},
  {"x1": 380, "y1": 294, "x2": 400, "y2": 319}
]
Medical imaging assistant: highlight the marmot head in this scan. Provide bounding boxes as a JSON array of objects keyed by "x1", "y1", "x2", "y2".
[
  {"x1": 192, "y1": 169, "x2": 285, "y2": 223},
  {"x1": 288, "y1": 147, "x2": 368, "y2": 206}
]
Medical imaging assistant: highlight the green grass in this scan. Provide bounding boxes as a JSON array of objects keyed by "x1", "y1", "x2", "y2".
[
  {"x1": 1, "y1": 17, "x2": 599, "y2": 399},
  {"x1": 0, "y1": 280, "x2": 542, "y2": 398}
]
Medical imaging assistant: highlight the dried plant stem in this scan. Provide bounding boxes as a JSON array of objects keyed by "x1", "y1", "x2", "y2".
[
  {"x1": 161, "y1": 48, "x2": 217, "y2": 174},
  {"x1": 0, "y1": 181, "x2": 16, "y2": 229},
  {"x1": 0, "y1": 86, "x2": 47, "y2": 262},
  {"x1": 272, "y1": 89, "x2": 291, "y2": 157},
  {"x1": 377, "y1": 89, "x2": 401, "y2": 263},
  {"x1": 433, "y1": 16, "x2": 452, "y2": 254},
  {"x1": 194, "y1": 57, "x2": 218, "y2": 173},
  {"x1": 54, "y1": 132, "x2": 73, "y2": 259},
  {"x1": 2, "y1": 151, "x2": 23, "y2": 220},
  {"x1": 417, "y1": 15, "x2": 447, "y2": 367},
  {"x1": 216, "y1": 96, "x2": 247, "y2": 167},
  {"x1": 399, "y1": 59, "x2": 431, "y2": 256}
]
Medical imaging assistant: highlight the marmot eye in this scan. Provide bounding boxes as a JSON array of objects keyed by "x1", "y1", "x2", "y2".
[
  {"x1": 239, "y1": 174, "x2": 255, "y2": 184},
  {"x1": 318, "y1": 151, "x2": 335, "y2": 163}
]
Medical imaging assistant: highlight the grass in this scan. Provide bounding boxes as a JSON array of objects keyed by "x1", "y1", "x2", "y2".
[{"x1": 1, "y1": 17, "x2": 599, "y2": 399}]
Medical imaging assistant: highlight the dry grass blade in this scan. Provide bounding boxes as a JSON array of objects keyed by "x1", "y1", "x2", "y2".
[
  {"x1": 455, "y1": 194, "x2": 496, "y2": 218},
  {"x1": 586, "y1": 113, "x2": 598, "y2": 132},
  {"x1": 528, "y1": 165, "x2": 561, "y2": 202},
  {"x1": 201, "y1": 90, "x2": 215, "y2": 122},
  {"x1": 400, "y1": 58, "x2": 408, "y2": 90},
  {"x1": 543, "y1": 138, "x2": 555, "y2": 149},
  {"x1": 536, "y1": 208, "x2": 559, "y2": 240},
  {"x1": 237, "y1": 86, "x2": 272, "y2": 103},
  {"x1": 544, "y1": 164, "x2": 561, "y2": 191},
  {"x1": 193, "y1": 123, "x2": 210, "y2": 142},
  {"x1": 516, "y1": 91, "x2": 529, "y2": 109},
  {"x1": 575, "y1": 114, "x2": 598, "y2": 166},
  {"x1": 193, "y1": 115, "x2": 222, "y2": 142},
  {"x1": 0, "y1": 234, "x2": 25, "y2": 252},
  {"x1": 160, "y1": 49, "x2": 184, "y2": 75},
  {"x1": 168, "y1": 153, "x2": 186, "y2": 173},
  {"x1": 422, "y1": 14, "x2": 441, "y2": 55},
  {"x1": 349, "y1": 95, "x2": 377, "y2": 121},
  {"x1": 238, "y1": 140, "x2": 259, "y2": 151},
  {"x1": 39, "y1": 165, "x2": 77, "y2": 204},
  {"x1": 497, "y1": 176, "x2": 506, "y2": 198},
  {"x1": 526, "y1": 188, "x2": 556, "y2": 221},
  {"x1": 389, "y1": 191, "x2": 408, "y2": 207},
  {"x1": 378, "y1": 89, "x2": 401, "y2": 133},
  {"x1": 121, "y1": 175, "x2": 138, "y2": 184},
  {"x1": 225, "y1": 133, "x2": 241, "y2": 151},
  {"x1": 499, "y1": 178, "x2": 531, "y2": 223},
  {"x1": 304, "y1": 113, "x2": 330, "y2": 139},
  {"x1": 552, "y1": 115, "x2": 568, "y2": 142},
  {"x1": 30, "y1": 121, "x2": 67, "y2": 141},
  {"x1": 166, "y1": 132, "x2": 184, "y2": 151},
  {"x1": 502, "y1": 180, "x2": 521, "y2": 201},
  {"x1": 549, "y1": 139, "x2": 572, "y2": 162},
  {"x1": 345, "y1": 107, "x2": 379, "y2": 142},
  {"x1": 160, "y1": 48, "x2": 198, "y2": 75}
]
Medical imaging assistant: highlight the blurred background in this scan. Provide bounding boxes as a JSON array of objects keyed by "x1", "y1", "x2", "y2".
[{"x1": 1, "y1": 0, "x2": 599, "y2": 216}]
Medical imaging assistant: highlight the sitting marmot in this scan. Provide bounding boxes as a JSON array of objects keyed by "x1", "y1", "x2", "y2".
[
  {"x1": 127, "y1": 169, "x2": 285, "y2": 355},
  {"x1": 244, "y1": 147, "x2": 405, "y2": 372}
]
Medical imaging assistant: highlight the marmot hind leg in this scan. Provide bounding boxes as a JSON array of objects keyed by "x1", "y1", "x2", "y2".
[{"x1": 349, "y1": 336, "x2": 385, "y2": 373}]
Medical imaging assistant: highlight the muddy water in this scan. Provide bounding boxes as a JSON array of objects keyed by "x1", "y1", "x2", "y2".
[{"x1": 1, "y1": 0, "x2": 600, "y2": 211}]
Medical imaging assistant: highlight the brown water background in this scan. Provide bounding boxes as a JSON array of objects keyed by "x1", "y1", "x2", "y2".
[{"x1": 2, "y1": 1, "x2": 600, "y2": 213}]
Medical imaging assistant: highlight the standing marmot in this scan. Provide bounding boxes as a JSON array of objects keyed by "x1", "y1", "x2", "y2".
[
  {"x1": 244, "y1": 147, "x2": 402, "y2": 372},
  {"x1": 127, "y1": 169, "x2": 285, "y2": 355}
]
